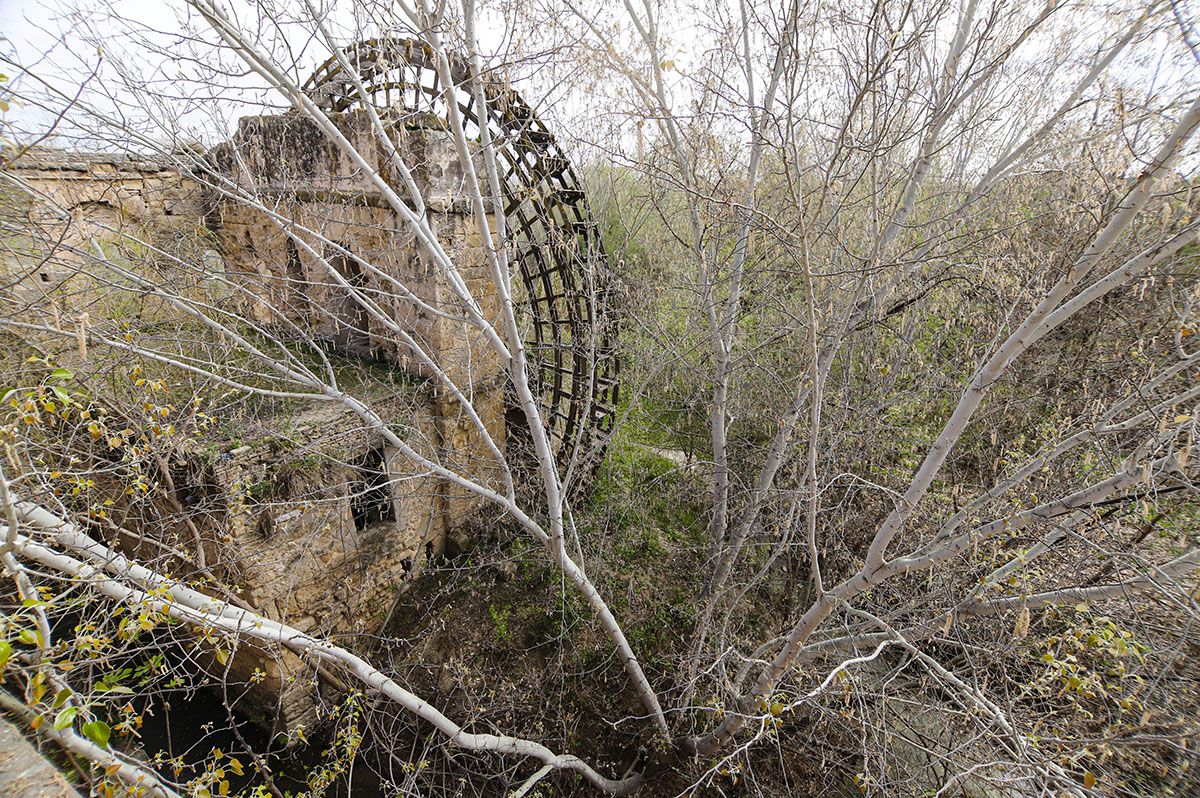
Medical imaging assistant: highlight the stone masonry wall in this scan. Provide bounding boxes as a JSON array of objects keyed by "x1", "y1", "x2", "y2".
[
  {"x1": 204, "y1": 111, "x2": 508, "y2": 726},
  {"x1": 209, "y1": 109, "x2": 504, "y2": 389},
  {"x1": 1, "y1": 150, "x2": 210, "y2": 322},
  {"x1": 3, "y1": 118, "x2": 511, "y2": 730},
  {"x1": 195, "y1": 381, "x2": 506, "y2": 728}
]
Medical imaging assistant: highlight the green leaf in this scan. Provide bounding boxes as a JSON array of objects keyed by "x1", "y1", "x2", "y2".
[
  {"x1": 53, "y1": 706, "x2": 77, "y2": 731},
  {"x1": 49, "y1": 368, "x2": 74, "y2": 381},
  {"x1": 95, "y1": 684, "x2": 134, "y2": 695},
  {"x1": 82, "y1": 720, "x2": 111, "y2": 749},
  {"x1": 0, "y1": 388, "x2": 16, "y2": 404},
  {"x1": 50, "y1": 386, "x2": 70, "y2": 403},
  {"x1": 0, "y1": 641, "x2": 11, "y2": 669},
  {"x1": 18, "y1": 628, "x2": 40, "y2": 647},
  {"x1": 52, "y1": 688, "x2": 73, "y2": 709}
]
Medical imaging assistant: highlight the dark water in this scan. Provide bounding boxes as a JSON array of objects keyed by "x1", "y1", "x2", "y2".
[{"x1": 136, "y1": 685, "x2": 388, "y2": 797}]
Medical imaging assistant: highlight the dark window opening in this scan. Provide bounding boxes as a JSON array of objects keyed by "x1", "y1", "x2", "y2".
[
  {"x1": 285, "y1": 239, "x2": 308, "y2": 318},
  {"x1": 350, "y1": 447, "x2": 395, "y2": 531},
  {"x1": 330, "y1": 249, "x2": 371, "y2": 356}
]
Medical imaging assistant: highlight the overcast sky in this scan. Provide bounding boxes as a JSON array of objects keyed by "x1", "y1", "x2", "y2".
[
  {"x1": 0, "y1": 0, "x2": 473, "y2": 149},
  {"x1": 0, "y1": 0, "x2": 610, "y2": 154},
  {"x1": 2, "y1": 0, "x2": 1198, "y2": 170}
]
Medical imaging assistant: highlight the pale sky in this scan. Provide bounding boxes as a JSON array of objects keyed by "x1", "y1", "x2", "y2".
[
  {"x1": 1, "y1": 0, "x2": 1198, "y2": 169},
  {"x1": 5, "y1": 0, "x2": 698, "y2": 153}
]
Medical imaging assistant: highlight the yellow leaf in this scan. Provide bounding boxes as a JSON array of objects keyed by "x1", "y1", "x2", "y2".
[
  {"x1": 1083, "y1": 771, "x2": 1097, "y2": 789},
  {"x1": 1014, "y1": 605, "x2": 1031, "y2": 639}
]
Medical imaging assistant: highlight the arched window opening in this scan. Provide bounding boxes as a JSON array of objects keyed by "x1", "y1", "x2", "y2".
[
  {"x1": 285, "y1": 238, "x2": 308, "y2": 319},
  {"x1": 350, "y1": 447, "x2": 395, "y2": 532},
  {"x1": 330, "y1": 249, "x2": 371, "y2": 356}
]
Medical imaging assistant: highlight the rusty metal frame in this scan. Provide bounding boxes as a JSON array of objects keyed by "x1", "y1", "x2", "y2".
[{"x1": 302, "y1": 37, "x2": 618, "y2": 483}]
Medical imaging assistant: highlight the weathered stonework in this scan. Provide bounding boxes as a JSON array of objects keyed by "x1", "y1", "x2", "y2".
[
  {"x1": 3, "y1": 115, "x2": 510, "y2": 729},
  {"x1": 0, "y1": 716, "x2": 80, "y2": 798},
  {"x1": 192, "y1": 383, "x2": 505, "y2": 728},
  {"x1": 1, "y1": 150, "x2": 210, "y2": 320},
  {"x1": 198, "y1": 110, "x2": 510, "y2": 727},
  {"x1": 207, "y1": 110, "x2": 504, "y2": 389},
  {"x1": 6, "y1": 149, "x2": 204, "y2": 232}
]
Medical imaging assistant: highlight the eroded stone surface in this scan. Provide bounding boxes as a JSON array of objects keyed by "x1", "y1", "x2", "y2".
[
  {"x1": 2, "y1": 149, "x2": 209, "y2": 322},
  {"x1": 208, "y1": 110, "x2": 504, "y2": 388},
  {"x1": 0, "y1": 717, "x2": 80, "y2": 798},
  {"x1": 2, "y1": 114, "x2": 508, "y2": 730}
]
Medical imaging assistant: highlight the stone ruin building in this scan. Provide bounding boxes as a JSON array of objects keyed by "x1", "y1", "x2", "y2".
[{"x1": 1, "y1": 37, "x2": 618, "y2": 728}]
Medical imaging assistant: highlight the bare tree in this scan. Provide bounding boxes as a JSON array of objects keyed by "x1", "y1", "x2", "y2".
[{"x1": 1, "y1": 0, "x2": 1199, "y2": 795}]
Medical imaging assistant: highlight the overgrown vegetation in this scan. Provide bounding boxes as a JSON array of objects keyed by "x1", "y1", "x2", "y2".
[{"x1": 2, "y1": 0, "x2": 1200, "y2": 796}]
